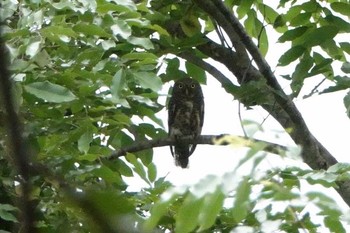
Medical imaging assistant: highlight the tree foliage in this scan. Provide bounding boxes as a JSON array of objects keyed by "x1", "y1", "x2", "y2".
[{"x1": 1, "y1": 0, "x2": 350, "y2": 232}]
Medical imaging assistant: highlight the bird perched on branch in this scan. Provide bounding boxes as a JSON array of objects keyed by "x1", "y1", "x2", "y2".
[{"x1": 168, "y1": 78, "x2": 204, "y2": 168}]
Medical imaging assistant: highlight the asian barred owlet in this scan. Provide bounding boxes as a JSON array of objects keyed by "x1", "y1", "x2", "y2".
[{"x1": 168, "y1": 78, "x2": 204, "y2": 168}]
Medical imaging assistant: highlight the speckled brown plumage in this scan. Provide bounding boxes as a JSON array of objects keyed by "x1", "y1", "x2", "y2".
[{"x1": 168, "y1": 78, "x2": 204, "y2": 168}]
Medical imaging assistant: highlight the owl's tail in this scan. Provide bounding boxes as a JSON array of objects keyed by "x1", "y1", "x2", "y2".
[
  {"x1": 174, "y1": 145, "x2": 190, "y2": 168},
  {"x1": 175, "y1": 156, "x2": 189, "y2": 168}
]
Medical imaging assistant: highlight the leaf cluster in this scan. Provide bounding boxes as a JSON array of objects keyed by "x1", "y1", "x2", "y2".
[{"x1": 1, "y1": 0, "x2": 350, "y2": 232}]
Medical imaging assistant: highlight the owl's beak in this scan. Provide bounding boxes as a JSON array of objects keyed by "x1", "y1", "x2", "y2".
[{"x1": 185, "y1": 88, "x2": 189, "y2": 96}]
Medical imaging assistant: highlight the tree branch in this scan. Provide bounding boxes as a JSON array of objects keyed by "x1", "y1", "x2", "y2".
[
  {"x1": 192, "y1": 0, "x2": 350, "y2": 208},
  {"x1": 108, "y1": 134, "x2": 288, "y2": 160},
  {"x1": 0, "y1": 39, "x2": 35, "y2": 231},
  {"x1": 177, "y1": 51, "x2": 239, "y2": 93}
]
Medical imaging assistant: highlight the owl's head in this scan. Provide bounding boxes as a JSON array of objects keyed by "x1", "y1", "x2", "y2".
[{"x1": 172, "y1": 78, "x2": 203, "y2": 99}]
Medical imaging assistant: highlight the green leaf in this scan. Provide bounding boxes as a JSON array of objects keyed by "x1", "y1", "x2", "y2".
[
  {"x1": 122, "y1": 52, "x2": 158, "y2": 61},
  {"x1": 324, "y1": 216, "x2": 346, "y2": 233},
  {"x1": 197, "y1": 189, "x2": 225, "y2": 231},
  {"x1": 78, "y1": 128, "x2": 94, "y2": 154},
  {"x1": 185, "y1": 61, "x2": 206, "y2": 84},
  {"x1": 343, "y1": 91, "x2": 350, "y2": 118},
  {"x1": 0, "y1": 204, "x2": 18, "y2": 223},
  {"x1": 340, "y1": 42, "x2": 350, "y2": 55},
  {"x1": 341, "y1": 62, "x2": 350, "y2": 74},
  {"x1": 115, "y1": 159, "x2": 133, "y2": 177},
  {"x1": 175, "y1": 194, "x2": 204, "y2": 233},
  {"x1": 85, "y1": 190, "x2": 134, "y2": 216},
  {"x1": 143, "y1": 187, "x2": 181, "y2": 231},
  {"x1": 321, "y1": 39, "x2": 345, "y2": 61},
  {"x1": 126, "y1": 153, "x2": 150, "y2": 185},
  {"x1": 278, "y1": 45, "x2": 305, "y2": 66},
  {"x1": 24, "y1": 81, "x2": 77, "y2": 103},
  {"x1": 180, "y1": 14, "x2": 201, "y2": 37},
  {"x1": 291, "y1": 53, "x2": 313, "y2": 95},
  {"x1": 273, "y1": 15, "x2": 286, "y2": 30},
  {"x1": 302, "y1": 26, "x2": 339, "y2": 48},
  {"x1": 110, "y1": 69, "x2": 130, "y2": 107},
  {"x1": 290, "y1": 12, "x2": 311, "y2": 26},
  {"x1": 41, "y1": 25, "x2": 77, "y2": 39},
  {"x1": 325, "y1": 15, "x2": 350, "y2": 33},
  {"x1": 133, "y1": 72, "x2": 162, "y2": 92},
  {"x1": 303, "y1": 171, "x2": 338, "y2": 187},
  {"x1": 258, "y1": 25, "x2": 268, "y2": 57},
  {"x1": 258, "y1": 3, "x2": 279, "y2": 24},
  {"x1": 237, "y1": 0, "x2": 254, "y2": 19},
  {"x1": 328, "y1": 163, "x2": 350, "y2": 173},
  {"x1": 92, "y1": 165, "x2": 125, "y2": 185},
  {"x1": 25, "y1": 41, "x2": 41, "y2": 58},
  {"x1": 147, "y1": 162, "x2": 157, "y2": 183},
  {"x1": 73, "y1": 23, "x2": 110, "y2": 37},
  {"x1": 278, "y1": 26, "x2": 308, "y2": 43},
  {"x1": 331, "y1": 2, "x2": 350, "y2": 17},
  {"x1": 96, "y1": 2, "x2": 133, "y2": 14},
  {"x1": 128, "y1": 36, "x2": 154, "y2": 49},
  {"x1": 111, "y1": 20, "x2": 132, "y2": 39},
  {"x1": 230, "y1": 177, "x2": 251, "y2": 222}
]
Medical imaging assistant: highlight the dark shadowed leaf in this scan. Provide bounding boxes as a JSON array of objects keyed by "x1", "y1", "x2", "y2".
[
  {"x1": 340, "y1": 42, "x2": 350, "y2": 55},
  {"x1": 343, "y1": 91, "x2": 350, "y2": 118},
  {"x1": 303, "y1": 26, "x2": 339, "y2": 48},
  {"x1": 185, "y1": 61, "x2": 206, "y2": 84},
  {"x1": 278, "y1": 45, "x2": 305, "y2": 66},
  {"x1": 278, "y1": 26, "x2": 308, "y2": 43},
  {"x1": 341, "y1": 62, "x2": 350, "y2": 74}
]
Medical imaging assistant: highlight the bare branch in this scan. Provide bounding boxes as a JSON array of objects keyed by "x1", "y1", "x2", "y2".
[
  {"x1": 108, "y1": 134, "x2": 288, "y2": 160},
  {"x1": 177, "y1": 51, "x2": 238, "y2": 92}
]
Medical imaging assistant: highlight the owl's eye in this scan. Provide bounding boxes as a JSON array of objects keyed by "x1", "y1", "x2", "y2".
[
  {"x1": 190, "y1": 83, "x2": 196, "y2": 88},
  {"x1": 178, "y1": 84, "x2": 184, "y2": 88}
]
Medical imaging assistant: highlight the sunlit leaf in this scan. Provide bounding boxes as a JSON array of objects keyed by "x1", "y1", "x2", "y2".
[
  {"x1": 237, "y1": 0, "x2": 254, "y2": 19},
  {"x1": 133, "y1": 72, "x2": 162, "y2": 92},
  {"x1": 128, "y1": 36, "x2": 154, "y2": 49},
  {"x1": 73, "y1": 23, "x2": 110, "y2": 37},
  {"x1": 24, "y1": 81, "x2": 77, "y2": 103},
  {"x1": 175, "y1": 194, "x2": 204, "y2": 233},
  {"x1": 25, "y1": 41, "x2": 41, "y2": 58},
  {"x1": 197, "y1": 189, "x2": 225, "y2": 231},
  {"x1": 331, "y1": 2, "x2": 350, "y2": 17},
  {"x1": 78, "y1": 128, "x2": 94, "y2": 154},
  {"x1": 147, "y1": 162, "x2": 157, "y2": 183},
  {"x1": 230, "y1": 177, "x2": 251, "y2": 222},
  {"x1": 111, "y1": 20, "x2": 132, "y2": 39}
]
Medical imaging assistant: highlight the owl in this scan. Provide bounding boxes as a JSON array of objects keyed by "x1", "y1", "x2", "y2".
[{"x1": 168, "y1": 78, "x2": 204, "y2": 168}]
